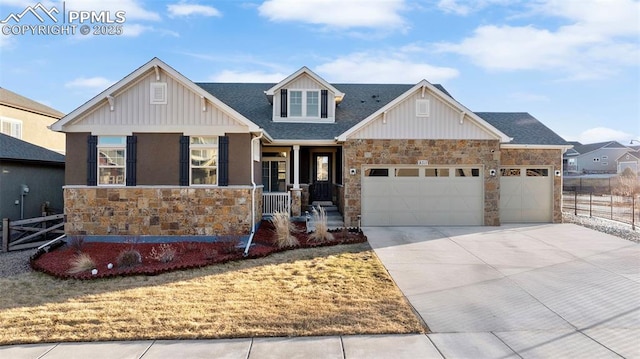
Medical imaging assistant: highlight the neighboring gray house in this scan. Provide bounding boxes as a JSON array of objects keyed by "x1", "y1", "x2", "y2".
[
  {"x1": 0, "y1": 133, "x2": 65, "y2": 221},
  {"x1": 564, "y1": 141, "x2": 638, "y2": 175}
]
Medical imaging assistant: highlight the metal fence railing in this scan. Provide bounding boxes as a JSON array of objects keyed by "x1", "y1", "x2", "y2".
[{"x1": 563, "y1": 191, "x2": 638, "y2": 230}]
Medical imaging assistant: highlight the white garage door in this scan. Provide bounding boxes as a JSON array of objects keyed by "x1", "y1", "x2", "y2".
[
  {"x1": 361, "y1": 166, "x2": 484, "y2": 226},
  {"x1": 500, "y1": 167, "x2": 552, "y2": 223}
]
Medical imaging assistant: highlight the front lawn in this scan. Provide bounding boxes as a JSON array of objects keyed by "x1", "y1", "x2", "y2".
[{"x1": 0, "y1": 242, "x2": 426, "y2": 345}]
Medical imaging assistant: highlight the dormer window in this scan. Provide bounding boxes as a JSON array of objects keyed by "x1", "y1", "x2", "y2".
[{"x1": 289, "y1": 90, "x2": 320, "y2": 118}]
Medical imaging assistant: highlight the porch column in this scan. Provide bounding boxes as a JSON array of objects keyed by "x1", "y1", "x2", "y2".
[{"x1": 293, "y1": 145, "x2": 300, "y2": 190}]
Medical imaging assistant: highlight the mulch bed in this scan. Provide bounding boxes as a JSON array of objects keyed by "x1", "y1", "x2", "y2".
[{"x1": 30, "y1": 221, "x2": 366, "y2": 280}]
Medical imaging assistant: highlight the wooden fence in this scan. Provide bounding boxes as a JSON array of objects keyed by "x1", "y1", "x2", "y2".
[{"x1": 1, "y1": 214, "x2": 65, "y2": 252}]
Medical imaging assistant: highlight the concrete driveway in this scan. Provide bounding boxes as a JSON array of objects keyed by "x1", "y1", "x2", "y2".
[{"x1": 365, "y1": 223, "x2": 640, "y2": 358}]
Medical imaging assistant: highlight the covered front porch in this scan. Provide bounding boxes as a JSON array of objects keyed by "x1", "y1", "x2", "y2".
[{"x1": 260, "y1": 144, "x2": 344, "y2": 219}]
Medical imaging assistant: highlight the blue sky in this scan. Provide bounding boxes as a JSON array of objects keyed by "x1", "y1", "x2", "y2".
[{"x1": 1, "y1": 0, "x2": 638, "y2": 144}]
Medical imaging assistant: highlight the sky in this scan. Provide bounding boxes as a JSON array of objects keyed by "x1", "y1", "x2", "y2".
[{"x1": 0, "y1": 0, "x2": 638, "y2": 145}]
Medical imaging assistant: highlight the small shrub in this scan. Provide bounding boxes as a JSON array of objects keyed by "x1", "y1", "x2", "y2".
[
  {"x1": 270, "y1": 211, "x2": 299, "y2": 248},
  {"x1": 117, "y1": 249, "x2": 142, "y2": 268},
  {"x1": 218, "y1": 235, "x2": 242, "y2": 255},
  {"x1": 148, "y1": 243, "x2": 177, "y2": 263},
  {"x1": 309, "y1": 206, "x2": 334, "y2": 243},
  {"x1": 68, "y1": 253, "x2": 96, "y2": 274},
  {"x1": 67, "y1": 236, "x2": 85, "y2": 253}
]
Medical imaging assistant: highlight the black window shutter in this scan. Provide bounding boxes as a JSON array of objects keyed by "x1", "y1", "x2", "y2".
[
  {"x1": 218, "y1": 136, "x2": 229, "y2": 186},
  {"x1": 280, "y1": 89, "x2": 287, "y2": 117},
  {"x1": 321, "y1": 89, "x2": 328, "y2": 118},
  {"x1": 179, "y1": 136, "x2": 189, "y2": 186},
  {"x1": 126, "y1": 135, "x2": 137, "y2": 186},
  {"x1": 87, "y1": 135, "x2": 98, "y2": 186}
]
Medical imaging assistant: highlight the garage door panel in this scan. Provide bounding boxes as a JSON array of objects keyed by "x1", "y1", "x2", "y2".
[
  {"x1": 362, "y1": 166, "x2": 483, "y2": 226},
  {"x1": 500, "y1": 168, "x2": 552, "y2": 223}
]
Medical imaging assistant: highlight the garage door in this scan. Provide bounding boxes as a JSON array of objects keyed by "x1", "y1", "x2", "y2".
[
  {"x1": 361, "y1": 166, "x2": 484, "y2": 226},
  {"x1": 500, "y1": 167, "x2": 552, "y2": 223}
]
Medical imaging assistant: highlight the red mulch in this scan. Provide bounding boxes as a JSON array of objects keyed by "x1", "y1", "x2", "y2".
[{"x1": 30, "y1": 221, "x2": 366, "y2": 280}]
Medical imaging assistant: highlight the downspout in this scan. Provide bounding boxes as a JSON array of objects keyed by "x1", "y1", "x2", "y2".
[{"x1": 244, "y1": 132, "x2": 263, "y2": 256}]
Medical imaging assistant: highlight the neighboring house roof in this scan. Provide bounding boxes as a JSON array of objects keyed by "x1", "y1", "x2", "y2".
[
  {"x1": 474, "y1": 112, "x2": 569, "y2": 146},
  {"x1": 569, "y1": 141, "x2": 628, "y2": 154},
  {"x1": 0, "y1": 87, "x2": 64, "y2": 118},
  {"x1": 615, "y1": 151, "x2": 640, "y2": 162},
  {"x1": 0, "y1": 133, "x2": 65, "y2": 164}
]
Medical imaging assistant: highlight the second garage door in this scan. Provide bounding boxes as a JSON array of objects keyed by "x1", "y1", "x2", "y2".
[
  {"x1": 361, "y1": 166, "x2": 484, "y2": 226},
  {"x1": 500, "y1": 167, "x2": 553, "y2": 223}
]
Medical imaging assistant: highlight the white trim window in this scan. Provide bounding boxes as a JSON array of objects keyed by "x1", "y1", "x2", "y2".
[
  {"x1": 98, "y1": 136, "x2": 126, "y2": 185},
  {"x1": 190, "y1": 136, "x2": 218, "y2": 185},
  {"x1": 0, "y1": 117, "x2": 22, "y2": 139},
  {"x1": 288, "y1": 90, "x2": 320, "y2": 118}
]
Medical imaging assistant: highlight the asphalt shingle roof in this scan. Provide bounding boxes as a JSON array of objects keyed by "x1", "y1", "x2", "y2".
[
  {"x1": 0, "y1": 88, "x2": 65, "y2": 118},
  {"x1": 474, "y1": 112, "x2": 569, "y2": 146},
  {"x1": 197, "y1": 83, "x2": 568, "y2": 146},
  {"x1": 568, "y1": 141, "x2": 628, "y2": 154},
  {"x1": 0, "y1": 133, "x2": 65, "y2": 163}
]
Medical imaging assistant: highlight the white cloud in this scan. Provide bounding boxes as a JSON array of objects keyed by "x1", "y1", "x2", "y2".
[
  {"x1": 437, "y1": 0, "x2": 512, "y2": 16},
  {"x1": 65, "y1": 77, "x2": 114, "y2": 90},
  {"x1": 209, "y1": 70, "x2": 287, "y2": 83},
  {"x1": 258, "y1": 0, "x2": 407, "y2": 29},
  {"x1": 436, "y1": 0, "x2": 640, "y2": 79},
  {"x1": 316, "y1": 51, "x2": 459, "y2": 83},
  {"x1": 167, "y1": 3, "x2": 221, "y2": 17},
  {"x1": 121, "y1": 24, "x2": 179, "y2": 37},
  {"x1": 574, "y1": 127, "x2": 637, "y2": 144},
  {"x1": 61, "y1": 0, "x2": 161, "y2": 21}
]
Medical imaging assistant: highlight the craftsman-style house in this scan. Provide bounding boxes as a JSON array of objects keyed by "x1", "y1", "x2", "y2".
[{"x1": 51, "y1": 58, "x2": 570, "y2": 238}]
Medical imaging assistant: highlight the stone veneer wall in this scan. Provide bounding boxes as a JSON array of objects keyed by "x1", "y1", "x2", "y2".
[
  {"x1": 64, "y1": 186, "x2": 262, "y2": 236},
  {"x1": 342, "y1": 139, "x2": 501, "y2": 227},
  {"x1": 500, "y1": 148, "x2": 563, "y2": 223}
]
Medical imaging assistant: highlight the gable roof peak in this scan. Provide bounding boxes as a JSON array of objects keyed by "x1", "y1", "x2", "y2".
[{"x1": 264, "y1": 66, "x2": 345, "y2": 101}]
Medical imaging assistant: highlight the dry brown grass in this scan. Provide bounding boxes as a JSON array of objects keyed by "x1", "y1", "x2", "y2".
[{"x1": 0, "y1": 243, "x2": 425, "y2": 344}]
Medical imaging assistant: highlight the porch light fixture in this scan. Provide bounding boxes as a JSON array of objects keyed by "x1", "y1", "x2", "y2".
[{"x1": 489, "y1": 169, "x2": 496, "y2": 177}]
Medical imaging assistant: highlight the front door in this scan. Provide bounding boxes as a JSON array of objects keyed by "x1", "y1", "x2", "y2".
[{"x1": 312, "y1": 153, "x2": 332, "y2": 201}]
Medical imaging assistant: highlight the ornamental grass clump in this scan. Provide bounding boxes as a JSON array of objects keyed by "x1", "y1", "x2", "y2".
[
  {"x1": 270, "y1": 211, "x2": 299, "y2": 248},
  {"x1": 309, "y1": 206, "x2": 334, "y2": 243},
  {"x1": 67, "y1": 253, "x2": 96, "y2": 274}
]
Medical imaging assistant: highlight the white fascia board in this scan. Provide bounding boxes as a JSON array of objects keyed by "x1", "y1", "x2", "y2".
[
  {"x1": 50, "y1": 57, "x2": 261, "y2": 133},
  {"x1": 264, "y1": 66, "x2": 345, "y2": 100},
  {"x1": 337, "y1": 80, "x2": 511, "y2": 142}
]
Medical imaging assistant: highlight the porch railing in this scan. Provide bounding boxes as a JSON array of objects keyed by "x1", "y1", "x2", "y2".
[{"x1": 263, "y1": 192, "x2": 291, "y2": 215}]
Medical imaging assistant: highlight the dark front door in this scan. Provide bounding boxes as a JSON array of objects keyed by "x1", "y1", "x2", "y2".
[{"x1": 312, "y1": 153, "x2": 332, "y2": 201}]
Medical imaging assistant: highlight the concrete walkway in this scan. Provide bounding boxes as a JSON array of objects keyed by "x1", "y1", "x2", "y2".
[
  {"x1": 366, "y1": 223, "x2": 640, "y2": 358},
  {"x1": 2, "y1": 223, "x2": 638, "y2": 358}
]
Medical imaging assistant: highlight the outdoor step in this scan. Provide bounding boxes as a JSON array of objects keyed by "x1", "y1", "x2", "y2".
[{"x1": 311, "y1": 201, "x2": 334, "y2": 206}]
